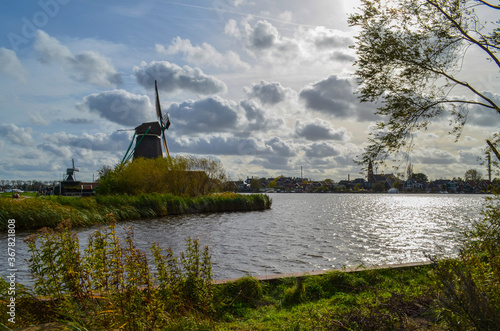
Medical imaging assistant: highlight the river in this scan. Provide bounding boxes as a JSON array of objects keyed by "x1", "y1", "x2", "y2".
[{"x1": 1, "y1": 193, "x2": 489, "y2": 285}]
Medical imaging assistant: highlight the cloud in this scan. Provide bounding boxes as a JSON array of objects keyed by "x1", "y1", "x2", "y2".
[
  {"x1": 0, "y1": 124, "x2": 34, "y2": 146},
  {"x1": 134, "y1": 61, "x2": 227, "y2": 95},
  {"x1": 244, "y1": 80, "x2": 295, "y2": 105},
  {"x1": 295, "y1": 119, "x2": 349, "y2": 141},
  {"x1": 467, "y1": 92, "x2": 500, "y2": 127},
  {"x1": 239, "y1": 99, "x2": 285, "y2": 131},
  {"x1": 166, "y1": 96, "x2": 240, "y2": 135},
  {"x1": 299, "y1": 75, "x2": 379, "y2": 121},
  {"x1": 304, "y1": 26, "x2": 353, "y2": 50},
  {"x1": 413, "y1": 148, "x2": 457, "y2": 165},
  {"x1": 156, "y1": 37, "x2": 250, "y2": 71},
  {"x1": 76, "y1": 89, "x2": 153, "y2": 126},
  {"x1": 299, "y1": 75, "x2": 353, "y2": 117},
  {"x1": 29, "y1": 113, "x2": 50, "y2": 126},
  {"x1": 225, "y1": 19, "x2": 355, "y2": 67},
  {"x1": 0, "y1": 48, "x2": 28, "y2": 82},
  {"x1": 34, "y1": 30, "x2": 122, "y2": 87},
  {"x1": 43, "y1": 131, "x2": 131, "y2": 152},
  {"x1": 304, "y1": 141, "x2": 341, "y2": 158}
]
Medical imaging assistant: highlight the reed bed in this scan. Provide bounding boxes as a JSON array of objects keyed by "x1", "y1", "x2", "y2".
[{"x1": 0, "y1": 193, "x2": 272, "y2": 230}]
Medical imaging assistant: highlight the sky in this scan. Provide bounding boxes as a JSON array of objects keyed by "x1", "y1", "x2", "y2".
[{"x1": 0, "y1": 0, "x2": 498, "y2": 183}]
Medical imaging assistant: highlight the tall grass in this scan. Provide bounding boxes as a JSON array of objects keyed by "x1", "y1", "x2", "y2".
[{"x1": 0, "y1": 193, "x2": 272, "y2": 230}]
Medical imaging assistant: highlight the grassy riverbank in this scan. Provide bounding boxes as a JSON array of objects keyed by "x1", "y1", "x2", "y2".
[
  {"x1": 1, "y1": 219, "x2": 441, "y2": 330},
  {"x1": 0, "y1": 192, "x2": 272, "y2": 230}
]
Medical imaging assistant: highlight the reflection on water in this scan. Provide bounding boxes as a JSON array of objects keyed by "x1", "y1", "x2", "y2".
[{"x1": 1, "y1": 193, "x2": 487, "y2": 284}]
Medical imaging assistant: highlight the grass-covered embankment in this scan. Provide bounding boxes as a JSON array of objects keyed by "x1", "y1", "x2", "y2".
[
  {"x1": 0, "y1": 192, "x2": 271, "y2": 230},
  {"x1": 0, "y1": 216, "x2": 440, "y2": 330}
]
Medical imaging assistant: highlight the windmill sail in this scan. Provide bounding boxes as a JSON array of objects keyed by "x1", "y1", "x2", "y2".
[{"x1": 155, "y1": 80, "x2": 170, "y2": 157}]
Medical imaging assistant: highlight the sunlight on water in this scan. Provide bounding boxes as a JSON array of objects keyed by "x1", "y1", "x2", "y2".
[{"x1": 1, "y1": 193, "x2": 488, "y2": 284}]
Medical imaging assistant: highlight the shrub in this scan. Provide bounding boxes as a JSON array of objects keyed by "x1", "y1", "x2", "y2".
[
  {"x1": 97, "y1": 156, "x2": 228, "y2": 197},
  {"x1": 433, "y1": 193, "x2": 500, "y2": 329},
  {"x1": 19, "y1": 216, "x2": 215, "y2": 329}
]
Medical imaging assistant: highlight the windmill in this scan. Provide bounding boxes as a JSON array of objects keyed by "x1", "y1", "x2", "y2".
[
  {"x1": 64, "y1": 158, "x2": 79, "y2": 181},
  {"x1": 121, "y1": 80, "x2": 171, "y2": 163}
]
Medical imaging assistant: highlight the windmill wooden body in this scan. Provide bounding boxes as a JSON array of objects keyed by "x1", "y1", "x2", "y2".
[{"x1": 122, "y1": 80, "x2": 171, "y2": 163}]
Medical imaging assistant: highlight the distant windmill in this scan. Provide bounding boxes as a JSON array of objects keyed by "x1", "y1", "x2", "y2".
[
  {"x1": 64, "y1": 158, "x2": 79, "y2": 181},
  {"x1": 121, "y1": 80, "x2": 171, "y2": 163}
]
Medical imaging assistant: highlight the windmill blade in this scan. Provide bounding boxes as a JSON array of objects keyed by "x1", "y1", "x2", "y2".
[
  {"x1": 155, "y1": 80, "x2": 163, "y2": 123},
  {"x1": 155, "y1": 80, "x2": 170, "y2": 157},
  {"x1": 161, "y1": 131, "x2": 170, "y2": 157}
]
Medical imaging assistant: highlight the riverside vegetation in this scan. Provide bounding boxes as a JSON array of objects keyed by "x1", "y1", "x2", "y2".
[
  {"x1": 1, "y1": 192, "x2": 499, "y2": 330},
  {"x1": 1, "y1": 156, "x2": 499, "y2": 329},
  {"x1": 0, "y1": 156, "x2": 272, "y2": 230}
]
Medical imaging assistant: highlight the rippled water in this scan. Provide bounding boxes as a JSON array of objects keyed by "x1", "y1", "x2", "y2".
[{"x1": 1, "y1": 193, "x2": 488, "y2": 284}]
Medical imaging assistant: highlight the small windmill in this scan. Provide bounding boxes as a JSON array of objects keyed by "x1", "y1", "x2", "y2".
[
  {"x1": 121, "y1": 80, "x2": 171, "y2": 163},
  {"x1": 64, "y1": 158, "x2": 79, "y2": 181}
]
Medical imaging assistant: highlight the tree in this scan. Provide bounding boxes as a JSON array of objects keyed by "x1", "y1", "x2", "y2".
[
  {"x1": 250, "y1": 178, "x2": 261, "y2": 192},
  {"x1": 411, "y1": 173, "x2": 429, "y2": 183},
  {"x1": 464, "y1": 168, "x2": 483, "y2": 181},
  {"x1": 372, "y1": 182, "x2": 386, "y2": 192},
  {"x1": 349, "y1": 0, "x2": 500, "y2": 165}
]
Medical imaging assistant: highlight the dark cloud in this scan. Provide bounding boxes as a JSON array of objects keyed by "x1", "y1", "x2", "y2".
[
  {"x1": 166, "y1": 97, "x2": 240, "y2": 135},
  {"x1": 244, "y1": 80, "x2": 294, "y2": 105},
  {"x1": 295, "y1": 119, "x2": 348, "y2": 141},
  {"x1": 170, "y1": 135, "x2": 296, "y2": 158},
  {"x1": 249, "y1": 20, "x2": 279, "y2": 49},
  {"x1": 467, "y1": 92, "x2": 500, "y2": 127},
  {"x1": 240, "y1": 99, "x2": 285, "y2": 131},
  {"x1": 299, "y1": 75, "x2": 353, "y2": 117},
  {"x1": 76, "y1": 90, "x2": 153, "y2": 126},
  {"x1": 34, "y1": 30, "x2": 122, "y2": 87},
  {"x1": 0, "y1": 124, "x2": 34, "y2": 146},
  {"x1": 304, "y1": 142, "x2": 341, "y2": 158},
  {"x1": 134, "y1": 61, "x2": 227, "y2": 95},
  {"x1": 60, "y1": 118, "x2": 96, "y2": 125},
  {"x1": 300, "y1": 75, "x2": 380, "y2": 121},
  {"x1": 330, "y1": 51, "x2": 355, "y2": 62}
]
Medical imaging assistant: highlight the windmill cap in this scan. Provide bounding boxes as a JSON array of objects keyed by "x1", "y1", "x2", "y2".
[{"x1": 135, "y1": 121, "x2": 161, "y2": 135}]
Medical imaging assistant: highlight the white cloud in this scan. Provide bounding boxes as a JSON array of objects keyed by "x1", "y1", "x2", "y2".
[
  {"x1": 0, "y1": 124, "x2": 34, "y2": 146},
  {"x1": 134, "y1": 61, "x2": 227, "y2": 95},
  {"x1": 34, "y1": 30, "x2": 122, "y2": 87},
  {"x1": 0, "y1": 48, "x2": 28, "y2": 83},
  {"x1": 156, "y1": 37, "x2": 250, "y2": 71},
  {"x1": 76, "y1": 90, "x2": 154, "y2": 126}
]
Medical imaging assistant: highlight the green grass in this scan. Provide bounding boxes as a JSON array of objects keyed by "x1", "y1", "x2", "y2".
[
  {"x1": 0, "y1": 192, "x2": 272, "y2": 230},
  {"x1": 213, "y1": 265, "x2": 442, "y2": 330}
]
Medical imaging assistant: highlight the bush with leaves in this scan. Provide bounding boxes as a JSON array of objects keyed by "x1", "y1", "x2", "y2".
[
  {"x1": 97, "y1": 155, "x2": 228, "y2": 196},
  {"x1": 433, "y1": 193, "x2": 500, "y2": 329},
  {"x1": 19, "y1": 215, "x2": 214, "y2": 330}
]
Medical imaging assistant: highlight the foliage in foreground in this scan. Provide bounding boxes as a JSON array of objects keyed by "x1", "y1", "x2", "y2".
[
  {"x1": 0, "y1": 216, "x2": 441, "y2": 330},
  {"x1": 0, "y1": 192, "x2": 272, "y2": 230},
  {"x1": 349, "y1": 0, "x2": 500, "y2": 167},
  {"x1": 0, "y1": 218, "x2": 214, "y2": 330},
  {"x1": 432, "y1": 192, "x2": 500, "y2": 330},
  {"x1": 97, "y1": 155, "x2": 228, "y2": 196}
]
